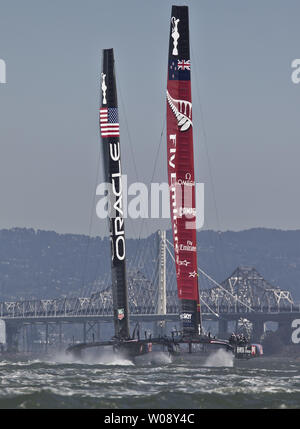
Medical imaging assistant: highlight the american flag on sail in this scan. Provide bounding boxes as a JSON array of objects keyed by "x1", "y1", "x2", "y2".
[{"x1": 100, "y1": 107, "x2": 119, "y2": 137}]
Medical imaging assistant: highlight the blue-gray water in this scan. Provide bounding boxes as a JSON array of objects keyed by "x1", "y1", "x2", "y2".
[{"x1": 0, "y1": 351, "x2": 299, "y2": 409}]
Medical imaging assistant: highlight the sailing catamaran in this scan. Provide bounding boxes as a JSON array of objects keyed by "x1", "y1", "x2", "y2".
[
  {"x1": 165, "y1": 5, "x2": 262, "y2": 361},
  {"x1": 66, "y1": 7, "x2": 262, "y2": 363},
  {"x1": 66, "y1": 49, "x2": 173, "y2": 362}
]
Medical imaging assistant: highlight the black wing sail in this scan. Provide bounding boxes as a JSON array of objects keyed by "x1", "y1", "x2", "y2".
[{"x1": 99, "y1": 49, "x2": 130, "y2": 340}]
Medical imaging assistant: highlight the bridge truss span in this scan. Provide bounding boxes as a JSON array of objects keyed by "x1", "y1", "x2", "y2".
[{"x1": 0, "y1": 267, "x2": 299, "y2": 321}]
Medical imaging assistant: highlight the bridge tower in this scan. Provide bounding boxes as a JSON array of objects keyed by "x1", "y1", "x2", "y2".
[{"x1": 154, "y1": 230, "x2": 167, "y2": 336}]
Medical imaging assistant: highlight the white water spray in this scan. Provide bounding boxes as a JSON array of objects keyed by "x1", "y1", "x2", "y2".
[
  {"x1": 203, "y1": 349, "x2": 234, "y2": 367},
  {"x1": 50, "y1": 349, "x2": 134, "y2": 366}
]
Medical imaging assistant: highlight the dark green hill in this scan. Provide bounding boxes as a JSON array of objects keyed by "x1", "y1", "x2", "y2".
[{"x1": 0, "y1": 227, "x2": 299, "y2": 301}]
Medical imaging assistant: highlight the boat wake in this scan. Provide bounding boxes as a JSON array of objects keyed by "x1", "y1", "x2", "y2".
[
  {"x1": 152, "y1": 352, "x2": 173, "y2": 365},
  {"x1": 203, "y1": 349, "x2": 234, "y2": 368},
  {"x1": 51, "y1": 350, "x2": 134, "y2": 366},
  {"x1": 135, "y1": 351, "x2": 172, "y2": 366},
  {"x1": 90, "y1": 351, "x2": 134, "y2": 366}
]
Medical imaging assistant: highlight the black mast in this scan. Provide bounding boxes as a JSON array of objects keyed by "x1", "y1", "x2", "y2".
[{"x1": 99, "y1": 49, "x2": 130, "y2": 340}]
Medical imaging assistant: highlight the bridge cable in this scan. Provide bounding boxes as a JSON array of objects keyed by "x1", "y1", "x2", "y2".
[
  {"x1": 165, "y1": 242, "x2": 220, "y2": 318},
  {"x1": 197, "y1": 267, "x2": 254, "y2": 313},
  {"x1": 165, "y1": 238, "x2": 254, "y2": 312}
]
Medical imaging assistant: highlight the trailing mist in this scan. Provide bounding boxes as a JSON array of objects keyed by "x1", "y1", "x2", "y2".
[{"x1": 0, "y1": 227, "x2": 299, "y2": 302}]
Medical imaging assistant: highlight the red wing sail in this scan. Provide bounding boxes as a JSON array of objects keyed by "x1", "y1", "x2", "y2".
[{"x1": 166, "y1": 6, "x2": 201, "y2": 335}]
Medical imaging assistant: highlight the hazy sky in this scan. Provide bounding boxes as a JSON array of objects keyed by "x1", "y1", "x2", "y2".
[{"x1": 1, "y1": 0, "x2": 300, "y2": 238}]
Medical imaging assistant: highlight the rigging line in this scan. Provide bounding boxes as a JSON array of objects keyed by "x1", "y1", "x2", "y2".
[
  {"x1": 124, "y1": 93, "x2": 166, "y2": 274},
  {"x1": 78, "y1": 138, "x2": 103, "y2": 299},
  {"x1": 116, "y1": 68, "x2": 140, "y2": 183},
  {"x1": 116, "y1": 75, "x2": 139, "y2": 241},
  {"x1": 199, "y1": 299, "x2": 220, "y2": 318},
  {"x1": 165, "y1": 237, "x2": 254, "y2": 311},
  {"x1": 191, "y1": 44, "x2": 229, "y2": 281},
  {"x1": 116, "y1": 69, "x2": 161, "y2": 245},
  {"x1": 165, "y1": 243, "x2": 219, "y2": 318},
  {"x1": 106, "y1": 62, "x2": 140, "y2": 277},
  {"x1": 191, "y1": 44, "x2": 222, "y2": 231},
  {"x1": 137, "y1": 117, "x2": 166, "y2": 242},
  {"x1": 80, "y1": 69, "x2": 113, "y2": 299},
  {"x1": 128, "y1": 118, "x2": 166, "y2": 275},
  {"x1": 197, "y1": 267, "x2": 254, "y2": 312},
  {"x1": 82, "y1": 80, "x2": 113, "y2": 299},
  {"x1": 116, "y1": 66, "x2": 152, "y2": 248}
]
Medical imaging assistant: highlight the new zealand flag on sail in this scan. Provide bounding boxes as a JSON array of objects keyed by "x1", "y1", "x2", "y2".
[{"x1": 168, "y1": 59, "x2": 190, "y2": 81}]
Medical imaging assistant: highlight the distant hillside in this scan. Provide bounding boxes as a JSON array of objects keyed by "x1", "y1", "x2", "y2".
[
  {"x1": 194, "y1": 228, "x2": 300, "y2": 300},
  {"x1": 0, "y1": 227, "x2": 299, "y2": 301}
]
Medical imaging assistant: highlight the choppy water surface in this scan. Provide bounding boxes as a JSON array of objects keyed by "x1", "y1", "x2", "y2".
[{"x1": 0, "y1": 351, "x2": 299, "y2": 409}]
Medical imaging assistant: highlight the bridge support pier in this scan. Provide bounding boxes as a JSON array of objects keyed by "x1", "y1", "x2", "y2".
[
  {"x1": 83, "y1": 322, "x2": 87, "y2": 343},
  {"x1": 218, "y1": 319, "x2": 228, "y2": 338},
  {"x1": 97, "y1": 322, "x2": 100, "y2": 341},
  {"x1": 21, "y1": 324, "x2": 29, "y2": 353},
  {"x1": 277, "y1": 320, "x2": 293, "y2": 344},
  {"x1": 251, "y1": 320, "x2": 265, "y2": 343},
  {"x1": 6, "y1": 322, "x2": 21, "y2": 354},
  {"x1": 26, "y1": 324, "x2": 34, "y2": 353},
  {"x1": 58, "y1": 323, "x2": 63, "y2": 350},
  {"x1": 45, "y1": 323, "x2": 49, "y2": 353}
]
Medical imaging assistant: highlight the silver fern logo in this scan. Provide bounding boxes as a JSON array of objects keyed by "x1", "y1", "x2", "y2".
[
  {"x1": 0, "y1": 59, "x2": 6, "y2": 84},
  {"x1": 166, "y1": 90, "x2": 192, "y2": 131}
]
